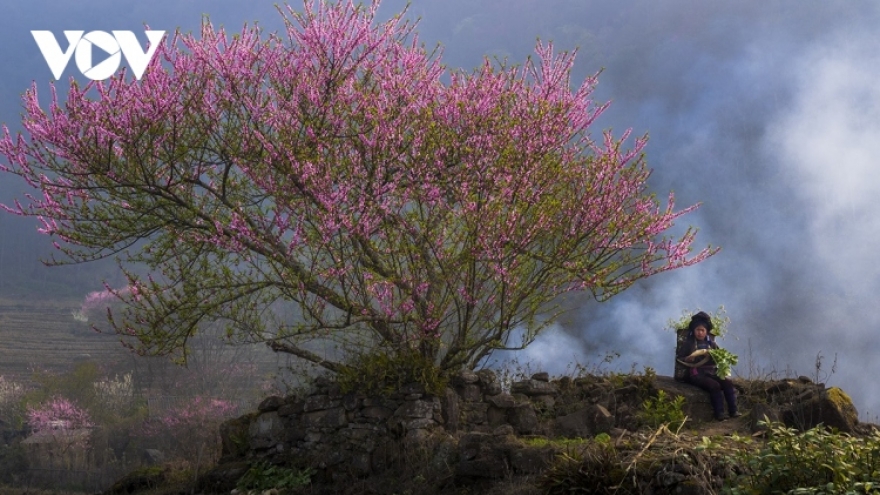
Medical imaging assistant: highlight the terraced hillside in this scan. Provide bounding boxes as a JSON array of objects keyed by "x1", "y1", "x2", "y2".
[
  {"x1": 0, "y1": 296, "x2": 294, "y2": 397},
  {"x1": 0, "y1": 297, "x2": 130, "y2": 380}
]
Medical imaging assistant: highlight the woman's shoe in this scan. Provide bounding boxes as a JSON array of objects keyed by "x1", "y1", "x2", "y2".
[
  {"x1": 714, "y1": 414, "x2": 727, "y2": 421},
  {"x1": 729, "y1": 411, "x2": 742, "y2": 418}
]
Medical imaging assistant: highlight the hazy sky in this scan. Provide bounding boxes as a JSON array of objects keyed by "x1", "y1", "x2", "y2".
[{"x1": 2, "y1": 1, "x2": 879, "y2": 418}]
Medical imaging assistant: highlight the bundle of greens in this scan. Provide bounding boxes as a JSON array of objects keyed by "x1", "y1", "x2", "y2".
[{"x1": 708, "y1": 348, "x2": 738, "y2": 379}]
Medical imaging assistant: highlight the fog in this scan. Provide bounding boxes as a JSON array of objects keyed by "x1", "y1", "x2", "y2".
[{"x1": 1, "y1": 1, "x2": 879, "y2": 423}]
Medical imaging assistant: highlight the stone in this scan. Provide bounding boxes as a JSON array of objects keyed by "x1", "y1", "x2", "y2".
[
  {"x1": 302, "y1": 407, "x2": 348, "y2": 429},
  {"x1": 766, "y1": 380, "x2": 795, "y2": 395},
  {"x1": 783, "y1": 386, "x2": 859, "y2": 433},
  {"x1": 482, "y1": 382, "x2": 502, "y2": 396},
  {"x1": 405, "y1": 418, "x2": 436, "y2": 430},
  {"x1": 461, "y1": 402, "x2": 489, "y2": 425},
  {"x1": 531, "y1": 372, "x2": 550, "y2": 382},
  {"x1": 327, "y1": 384, "x2": 343, "y2": 399},
  {"x1": 303, "y1": 395, "x2": 341, "y2": 412},
  {"x1": 314, "y1": 446, "x2": 348, "y2": 468},
  {"x1": 349, "y1": 452, "x2": 372, "y2": 477},
  {"x1": 493, "y1": 424, "x2": 515, "y2": 436},
  {"x1": 396, "y1": 400, "x2": 435, "y2": 419},
  {"x1": 406, "y1": 428, "x2": 432, "y2": 442},
  {"x1": 360, "y1": 406, "x2": 393, "y2": 421},
  {"x1": 555, "y1": 408, "x2": 591, "y2": 438},
  {"x1": 342, "y1": 393, "x2": 361, "y2": 411},
  {"x1": 442, "y1": 388, "x2": 460, "y2": 432},
  {"x1": 277, "y1": 402, "x2": 302, "y2": 417},
  {"x1": 487, "y1": 407, "x2": 507, "y2": 427},
  {"x1": 592, "y1": 404, "x2": 614, "y2": 434},
  {"x1": 476, "y1": 368, "x2": 497, "y2": 383},
  {"x1": 794, "y1": 388, "x2": 816, "y2": 401},
  {"x1": 653, "y1": 376, "x2": 715, "y2": 423},
  {"x1": 510, "y1": 379, "x2": 557, "y2": 397},
  {"x1": 432, "y1": 400, "x2": 445, "y2": 424},
  {"x1": 508, "y1": 404, "x2": 538, "y2": 434},
  {"x1": 257, "y1": 395, "x2": 285, "y2": 412},
  {"x1": 457, "y1": 383, "x2": 483, "y2": 402},
  {"x1": 476, "y1": 369, "x2": 502, "y2": 395},
  {"x1": 400, "y1": 382, "x2": 426, "y2": 395},
  {"x1": 285, "y1": 426, "x2": 306, "y2": 442},
  {"x1": 313, "y1": 375, "x2": 333, "y2": 389},
  {"x1": 485, "y1": 393, "x2": 517, "y2": 409},
  {"x1": 533, "y1": 394, "x2": 556, "y2": 410},
  {"x1": 454, "y1": 370, "x2": 480, "y2": 385},
  {"x1": 456, "y1": 432, "x2": 510, "y2": 480},
  {"x1": 655, "y1": 469, "x2": 686, "y2": 487},
  {"x1": 248, "y1": 412, "x2": 285, "y2": 450},
  {"x1": 219, "y1": 413, "x2": 254, "y2": 461},
  {"x1": 509, "y1": 445, "x2": 556, "y2": 474},
  {"x1": 428, "y1": 437, "x2": 458, "y2": 473}
]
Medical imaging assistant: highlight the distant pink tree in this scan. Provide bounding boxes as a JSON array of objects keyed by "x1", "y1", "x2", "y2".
[
  {"x1": 142, "y1": 396, "x2": 239, "y2": 462},
  {"x1": 81, "y1": 289, "x2": 121, "y2": 312},
  {"x1": 147, "y1": 396, "x2": 238, "y2": 432},
  {"x1": 0, "y1": 1, "x2": 716, "y2": 373},
  {"x1": 27, "y1": 396, "x2": 93, "y2": 433}
]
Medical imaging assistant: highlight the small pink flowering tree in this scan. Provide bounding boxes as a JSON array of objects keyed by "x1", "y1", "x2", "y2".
[
  {"x1": 27, "y1": 396, "x2": 94, "y2": 433},
  {"x1": 142, "y1": 396, "x2": 239, "y2": 463},
  {"x1": 0, "y1": 1, "x2": 716, "y2": 374}
]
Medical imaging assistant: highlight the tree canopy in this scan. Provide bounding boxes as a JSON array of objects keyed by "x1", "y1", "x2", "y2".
[{"x1": 0, "y1": 0, "x2": 716, "y2": 374}]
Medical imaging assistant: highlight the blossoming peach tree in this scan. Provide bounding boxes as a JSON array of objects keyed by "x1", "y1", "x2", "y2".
[{"x1": 0, "y1": 1, "x2": 716, "y2": 375}]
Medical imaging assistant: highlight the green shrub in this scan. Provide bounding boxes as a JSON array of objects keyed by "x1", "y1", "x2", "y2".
[
  {"x1": 638, "y1": 390, "x2": 686, "y2": 430},
  {"x1": 538, "y1": 444, "x2": 632, "y2": 495},
  {"x1": 336, "y1": 348, "x2": 447, "y2": 397},
  {"x1": 236, "y1": 461, "x2": 312, "y2": 492},
  {"x1": 725, "y1": 421, "x2": 880, "y2": 494}
]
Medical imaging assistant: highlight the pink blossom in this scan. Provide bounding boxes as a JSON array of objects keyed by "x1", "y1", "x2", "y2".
[
  {"x1": 27, "y1": 396, "x2": 93, "y2": 433},
  {"x1": 0, "y1": 0, "x2": 717, "y2": 372}
]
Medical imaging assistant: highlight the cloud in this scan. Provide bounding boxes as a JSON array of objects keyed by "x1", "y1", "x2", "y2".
[{"x1": 771, "y1": 31, "x2": 880, "y2": 295}]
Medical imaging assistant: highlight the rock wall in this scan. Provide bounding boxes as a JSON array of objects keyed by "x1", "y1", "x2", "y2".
[{"x1": 212, "y1": 370, "x2": 864, "y2": 490}]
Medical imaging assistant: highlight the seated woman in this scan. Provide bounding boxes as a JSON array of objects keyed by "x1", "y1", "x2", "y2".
[{"x1": 677, "y1": 311, "x2": 740, "y2": 421}]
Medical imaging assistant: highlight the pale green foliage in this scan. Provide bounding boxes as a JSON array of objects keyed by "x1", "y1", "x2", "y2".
[
  {"x1": 708, "y1": 348, "x2": 739, "y2": 379},
  {"x1": 594, "y1": 432, "x2": 612, "y2": 444},
  {"x1": 639, "y1": 390, "x2": 686, "y2": 430},
  {"x1": 667, "y1": 305, "x2": 731, "y2": 338},
  {"x1": 725, "y1": 421, "x2": 880, "y2": 494}
]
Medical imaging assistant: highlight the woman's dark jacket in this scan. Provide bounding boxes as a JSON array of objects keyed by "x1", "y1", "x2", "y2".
[{"x1": 677, "y1": 334, "x2": 719, "y2": 377}]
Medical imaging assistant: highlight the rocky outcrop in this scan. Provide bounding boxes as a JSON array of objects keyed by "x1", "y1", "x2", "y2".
[
  {"x1": 210, "y1": 371, "x2": 865, "y2": 491},
  {"x1": 456, "y1": 431, "x2": 558, "y2": 480},
  {"x1": 782, "y1": 386, "x2": 859, "y2": 433}
]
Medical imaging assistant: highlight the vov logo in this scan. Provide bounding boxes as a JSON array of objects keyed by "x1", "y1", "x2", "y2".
[{"x1": 31, "y1": 30, "x2": 166, "y2": 81}]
